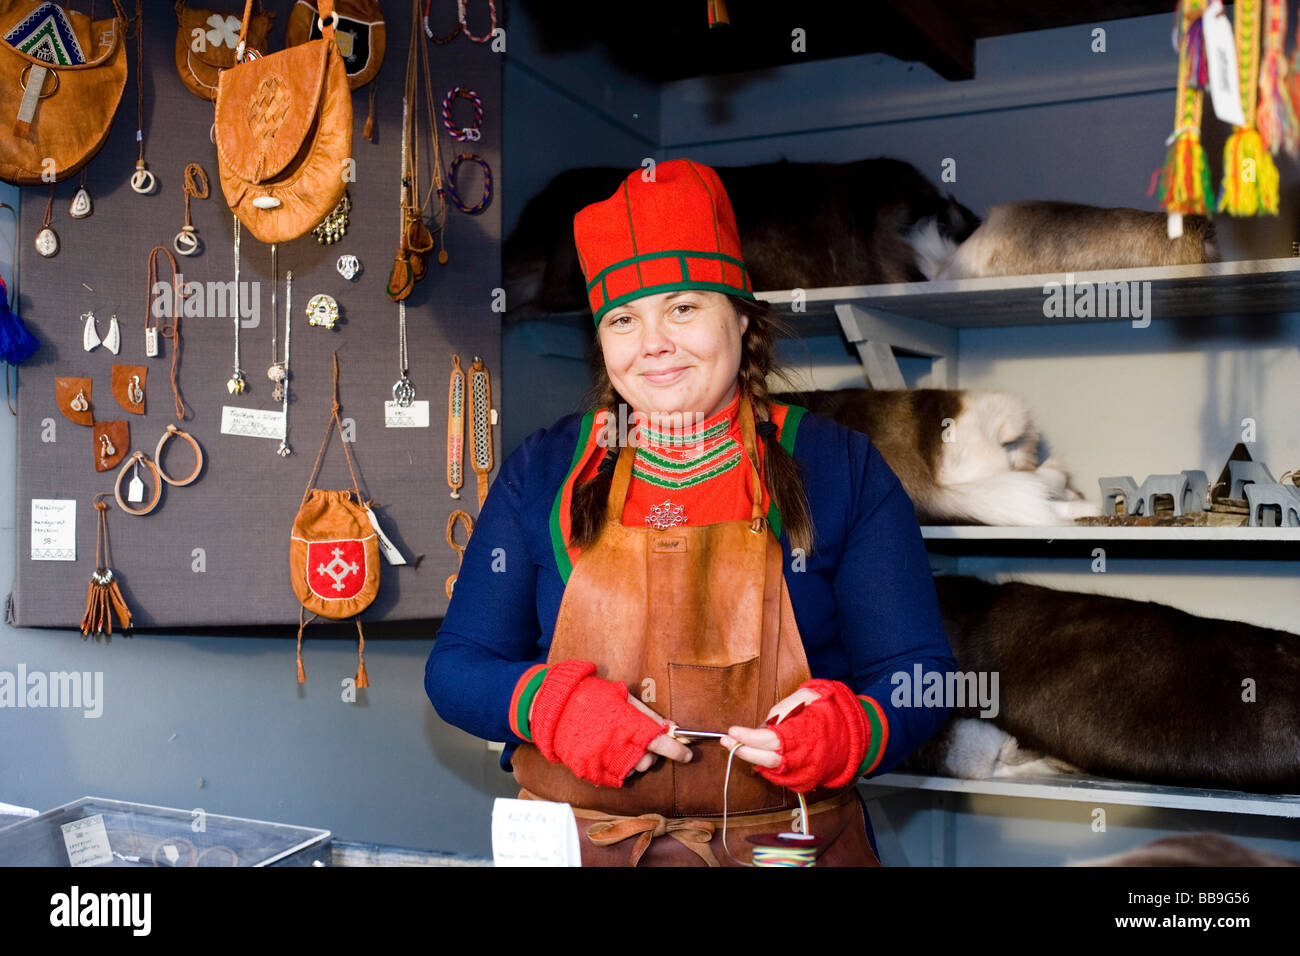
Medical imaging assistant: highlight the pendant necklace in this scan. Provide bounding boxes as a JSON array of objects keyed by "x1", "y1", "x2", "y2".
[
  {"x1": 227, "y1": 216, "x2": 246, "y2": 394},
  {"x1": 82, "y1": 495, "x2": 134, "y2": 638},
  {"x1": 277, "y1": 270, "x2": 293, "y2": 458},
  {"x1": 69, "y1": 167, "x2": 93, "y2": 219},
  {"x1": 174, "y1": 162, "x2": 208, "y2": 256},
  {"x1": 145, "y1": 245, "x2": 189, "y2": 419},
  {"x1": 35, "y1": 186, "x2": 58, "y2": 257},
  {"x1": 446, "y1": 354, "x2": 464, "y2": 499},
  {"x1": 392, "y1": 301, "x2": 415, "y2": 406},
  {"x1": 129, "y1": 0, "x2": 155, "y2": 195},
  {"x1": 267, "y1": 243, "x2": 283, "y2": 396}
]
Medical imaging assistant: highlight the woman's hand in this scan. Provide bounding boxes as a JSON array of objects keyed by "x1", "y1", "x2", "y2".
[
  {"x1": 719, "y1": 681, "x2": 870, "y2": 793},
  {"x1": 626, "y1": 694, "x2": 693, "y2": 775},
  {"x1": 720, "y1": 687, "x2": 823, "y2": 768}
]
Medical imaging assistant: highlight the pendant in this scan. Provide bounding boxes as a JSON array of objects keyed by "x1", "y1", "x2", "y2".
[
  {"x1": 645, "y1": 500, "x2": 687, "y2": 530},
  {"x1": 173, "y1": 226, "x2": 199, "y2": 257},
  {"x1": 70, "y1": 389, "x2": 89, "y2": 413},
  {"x1": 102, "y1": 314, "x2": 120, "y2": 355},
  {"x1": 127, "y1": 375, "x2": 144, "y2": 406},
  {"x1": 337, "y1": 254, "x2": 360, "y2": 280},
  {"x1": 82, "y1": 312, "x2": 100, "y2": 352},
  {"x1": 130, "y1": 161, "x2": 156, "y2": 195},
  {"x1": 35, "y1": 226, "x2": 58, "y2": 257},
  {"x1": 99, "y1": 433, "x2": 115, "y2": 458},
  {"x1": 277, "y1": 439, "x2": 292, "y2": 458},
  {"x1": 145, "y1": 326, "x2": 159, "y2": 358},
  {"x1": 69, "y1": 187, "x2": 93, "y2": 219},
  {"x1": 227, "y1": 368, "x2": 247, "y2": 395},
  {"x1": 306, "y1": 293, "x2": 339, "y2": 329},
  {"x1": 392, "y1": 374, "x2": 415, "y2": 408},
  {"x1": 312, "y1": 192, "x2": 351, "y2": 245}
]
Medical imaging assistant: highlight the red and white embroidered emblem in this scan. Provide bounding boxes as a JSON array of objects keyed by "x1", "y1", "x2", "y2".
[{"x1": 306, "y1": 540, "x2": 366, "y2": 601}]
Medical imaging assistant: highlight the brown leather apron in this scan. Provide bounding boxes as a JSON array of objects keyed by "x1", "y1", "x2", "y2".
[{"x1": 513, "y1": 398, "x2": 880, "y2": 867}]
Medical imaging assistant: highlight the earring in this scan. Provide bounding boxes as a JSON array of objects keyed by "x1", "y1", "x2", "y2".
[
  {"x1": 82, "y1": 311, "x2": 100, "y2": 352},
  {"x1": 102, "y1": 314, "x2": 120, "y2": 355}
]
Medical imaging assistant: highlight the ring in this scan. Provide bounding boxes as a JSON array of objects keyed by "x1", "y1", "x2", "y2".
[
  {"x1": 155, "y1": 425, "x2": 203, "y2": 486},
  {"x1": 19, "y1": 63, "x2": 58, "y2": 97},
  {"x1": 114, "y1": 451, "x2": 163, "y2": 516},
  {"x1": 195, "y1": 845, "x2": 239, "y2": 867}
]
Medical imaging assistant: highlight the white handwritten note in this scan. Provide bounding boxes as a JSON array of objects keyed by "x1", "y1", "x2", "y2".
[
  {"x1": 220, "y1": 405, "x2": 286, "y2": 440},
  {"x1": 60, "y1": 814, "x2": 113, "y2": 867},
  {"x1": 491, "y1": 797, "x2": 581, "y2": 867},
  {"x1": 1203, "y1": 3, "x2": 1246, "y2": 128},
  {"x1": 384, "y1": 400, "x2": 430, "y2": 428},
  {"x1": 30, "y1": 499, "x2": 75, "y2": 561}
]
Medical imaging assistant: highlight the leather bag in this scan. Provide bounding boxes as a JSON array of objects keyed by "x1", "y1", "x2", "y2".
[
  {"x1": 214, "y1": 0, "x2": 352, "y2": 244},
  {"x1": 0, "y1": 0, "x2": 128, "y2": 185},
  {"x1": 174, "y1": 0, "x2": 272, "y2": 101},
  {"x1": 284, "y1": 0, "x2": 382, "y2": 90}
]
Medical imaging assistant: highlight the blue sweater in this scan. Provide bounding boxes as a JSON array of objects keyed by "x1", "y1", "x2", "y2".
[{"x1": 425, "y1": 405, "x2": 956, "y2": 779}]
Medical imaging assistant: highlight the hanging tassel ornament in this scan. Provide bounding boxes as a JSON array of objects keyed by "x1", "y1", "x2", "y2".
[
  {"x1": 1258, "y1": 0, "x2": 1298, "y2": 156},
  {"x1": 1154, "y1": 0, "x2": 1214, "y2": 230},
  {"x1": 0, "y1": 275, "x2": 38, "y2": 367},
  {"x1": 707, "y1": 0, "x2": 729, "y2": 28},
  {"x1": 82, "y1": 495, "x2": 134, "y2": 638},
  {"x1": 1218, "y1": 0, "x2": 1280, "y2": 216}
]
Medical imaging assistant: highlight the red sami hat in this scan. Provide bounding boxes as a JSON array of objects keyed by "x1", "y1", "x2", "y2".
[{"x1": 572, "y1": 159, "x2": 755, "y2": 326}]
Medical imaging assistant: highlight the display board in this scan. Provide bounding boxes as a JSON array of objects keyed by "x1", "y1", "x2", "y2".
[{"x1": 11, "y1": 0, "x2": 503, "y2": 627}]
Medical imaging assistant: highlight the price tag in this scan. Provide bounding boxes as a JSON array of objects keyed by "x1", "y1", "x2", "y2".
[
  {"x1": 128, "y1": 465, "x2": 144, "y2": 503},
  {"x1": 384, "y1": 400, "x2": 430, "y2": 428},
  {"x1": 491, "y1": 797, "x2": 582, "y2": 867},
  {"x1": 1203, "y1": 2, "x2": 1246, "y2": 128},
  {"x1": 60, "y1": 814, "x2": 113, "y2": 867}
]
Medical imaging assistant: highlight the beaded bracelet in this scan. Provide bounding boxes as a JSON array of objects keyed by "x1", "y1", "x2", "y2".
[
  {"x1": 443, "y1": 153, "x2": 492, "y2": 215},
  {"x1": 441, "y1": 87, "x2": 483, "y2": 142}
]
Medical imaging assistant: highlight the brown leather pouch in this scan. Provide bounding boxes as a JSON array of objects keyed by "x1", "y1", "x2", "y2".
[
  {"x1": 55, "y1": 376, "x2": 92, "y2": 426},
  {"x1": 111, "y1": 363, "x2": 146, "y2": 415},
  {"x1": 284, "y1": 0, "x2": 383, "y2": 90},
  {"x1": 0, "y1": 0, "x2": 128, "y2": 184},
  {"x1": 174, "y1": 0, "x2": 272, "y2": 102},
  {"x1": 214, "y1": 0, "x2": 352, "y2": 243},
  {"x1": 386, "y1": 248, "x2": 413, "y2": 301},
  {"x1": 93, "y1": 419, "x2": 128, "y2": 472}
]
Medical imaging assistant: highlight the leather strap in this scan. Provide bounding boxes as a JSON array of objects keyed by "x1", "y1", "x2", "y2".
[{"x1": 155, "y1": 424, "x2": 204, "y2": 486}]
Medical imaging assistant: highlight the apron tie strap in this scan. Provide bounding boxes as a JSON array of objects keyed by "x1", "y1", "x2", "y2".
[{"x1": 584, "y1": 812, "x2": 718, "y2": 867}]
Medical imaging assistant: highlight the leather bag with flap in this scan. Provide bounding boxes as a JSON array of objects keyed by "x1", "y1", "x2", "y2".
[
  {"x1": 0, "y1": 0, "x2": 128, "y2": 185},
  {"x1": 285, "y1": 0, "x2": 382, "y2": 90},
  {"x1": 214, "y1": 0, "x2": 352, "y2": 243},
  {"x1": 174, "y1": 0, "x2": 272, "y2": 101}
]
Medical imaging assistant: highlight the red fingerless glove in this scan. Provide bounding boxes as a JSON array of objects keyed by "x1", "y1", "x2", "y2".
[
  {"x1": 529, "y1": 659, "x2": 669, "y2": 788},
  {"x1": 757, "y1": 679, "x2": 870, "y2": 793}
]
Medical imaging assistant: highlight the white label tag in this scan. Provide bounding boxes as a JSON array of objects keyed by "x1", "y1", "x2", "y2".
[
  {"x1": 363, "y1": 505, "x2": 407, "y2": 566},
  {"x1": 1167, "y1": 212, "x2": 1184, "y2": 239},
  {"x1": 383, "y1": 400, "x2": 430, "y2": 428},
  {"x1": 491, "y1": 797, "x2": 582, "y2": 867},
  {"x1": 60, "y1": 814, "x2": 114, "y2": 867},
  {"x1": 127, "y1": 468, "x2": 144, "y2": 503},
  {"x1": 220, "y1": 405, "x2": 286, "y2": 440},
  {"x1": 30, "y1": 499, "x2": 76, "y2": 561},
  {"x1": 145, "y1": 327, "x2": 159, "y2": 358},
  {"x1": 1203, "y1": 3, "x2": 1246, "y2": 128}
]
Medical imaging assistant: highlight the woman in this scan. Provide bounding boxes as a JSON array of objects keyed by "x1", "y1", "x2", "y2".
[{"x1": 426, "y1": 159, "x2": 957, "y2": 866}]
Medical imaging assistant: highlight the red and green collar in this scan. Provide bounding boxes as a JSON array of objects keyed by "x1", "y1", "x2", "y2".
[{"x1": 548, "y1": 399, "x2": 807, "y2": 585}]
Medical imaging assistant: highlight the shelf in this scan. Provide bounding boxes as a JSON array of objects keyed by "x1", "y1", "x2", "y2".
[
  {"x1": 859, "y1": 772, "x2": 1300, "y2": 819},
  {"x1": 922, "y1": 525, "x2": 1300, "y2": 541},
  {"x1": 757, "y1": 256, "x2": 1300, "y2": 329},
  {"x1": 921, "y1": 524, "x2": 1300, "y2": 559}
]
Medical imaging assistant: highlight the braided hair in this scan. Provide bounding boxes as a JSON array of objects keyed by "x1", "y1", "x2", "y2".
[{"x1": 571, "y1": 295, "x2": 814, "y2": 555}]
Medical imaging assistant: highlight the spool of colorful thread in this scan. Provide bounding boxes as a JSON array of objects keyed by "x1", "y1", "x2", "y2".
[{"x1": 748, "y1": 832, "x2": 825, "y2": 867}]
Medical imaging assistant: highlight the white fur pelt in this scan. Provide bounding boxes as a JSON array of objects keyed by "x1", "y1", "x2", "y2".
[
  {"x1": 909, "y1": 718, "x2": 1080, "y2": 779},
  {"x1": 777, "y1": 388, "x2": 1099, "y2": 526}
]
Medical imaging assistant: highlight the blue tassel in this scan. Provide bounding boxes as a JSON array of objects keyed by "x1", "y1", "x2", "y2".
[{"x1": 0, "y1": 276, "x2": 38, "y2": 366}]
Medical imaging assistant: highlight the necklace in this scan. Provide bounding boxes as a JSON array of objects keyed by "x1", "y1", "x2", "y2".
[
  {"x1": 392, "y1": 301, "x2": 414, "y2": 406},
  {"x1": 227, "y1": 216, "x2": 247, "y2": 394},
  {"x1": 145, "y1": 245, "x2": 189, "y2": 419},
  {"x1": 69, "y1": 167, "x2": 93, "y2": 219},
  {"x1": 174, "y1": 162, "x2": 209, "y2": 256},
  {"x1": 35, "y1": 186, "x2": 58, "y2": 257},
  {"x1": 267, "y1": 243, "x2": 283, "y2": 396},
  {"x1": 278, "y1": 270, "x2": 292, "y2": 457},
  {"x1": 83, "y1": 494, "x2": 134, "y2": 637},
  {"x1": 128, "y1": 0, "x2": 155, "y2": 195}
]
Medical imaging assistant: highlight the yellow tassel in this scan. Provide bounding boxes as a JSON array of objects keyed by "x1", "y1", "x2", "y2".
[{"x1": 1218, "y1": 126, "x2": 1280, "y2": 215}]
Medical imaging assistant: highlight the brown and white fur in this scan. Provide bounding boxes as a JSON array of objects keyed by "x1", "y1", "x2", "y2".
[
  {"x1": 910, "y1": 577, "x2": 1300, "y2": 794},
  {"x1": 776, "y1": 388, "x2": 1097, "y2": 526},
  {"x1": 909, "y1": 200, "x2": 1218, "y2": 281}
]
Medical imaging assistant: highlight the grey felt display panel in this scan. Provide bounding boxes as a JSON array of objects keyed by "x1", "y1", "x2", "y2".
[{"x1": 11, "y1": 0, "x2": 501, "y2": 627}]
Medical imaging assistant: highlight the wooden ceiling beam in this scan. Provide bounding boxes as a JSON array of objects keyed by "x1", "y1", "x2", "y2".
[{"x1": 882, "y1": 0, "x2": 975, "y2": 80}]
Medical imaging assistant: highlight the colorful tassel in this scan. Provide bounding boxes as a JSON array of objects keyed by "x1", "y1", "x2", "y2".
[
  {"x1": 1257, "y1": 0, "x2": 1297, "y2": 155},
  {"x1": 1154, "y1": 0, "x2": 1213, "y2": 216},
  {"x1": 1218, "y1": 0, "x2": 1280, "y2": 215},
  {"x1": 0, "y1": 276, "x2": 38, "y2": 366}
]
